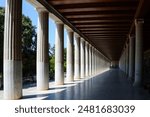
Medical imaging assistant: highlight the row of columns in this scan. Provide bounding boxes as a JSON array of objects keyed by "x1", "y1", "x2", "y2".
[
  {"x1": 3, "y1": 0, "x2": 110, "y2": 99},
  {"x1": 119, "y1": 19, "x2": 144, "y2": 87}
]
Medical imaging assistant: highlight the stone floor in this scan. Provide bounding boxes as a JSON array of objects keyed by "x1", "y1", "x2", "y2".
[{"x1": 0, "y1": 69, "x2": 150, "y2": 100}]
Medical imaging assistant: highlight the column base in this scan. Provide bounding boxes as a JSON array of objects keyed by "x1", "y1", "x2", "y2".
[
  {"x1": 37, "y1": 62, "x2": 49, "y2": 90},
  {"x1": 66, "y1": 79, "x2": 74, "y2": 83},
  {"x1": 80, "y1": 75, "x2": 85, "y2": 79},
  {"x1": 74, "y1": 77, "x2": 80, "y2": 80},
  {"x1": 66, "y1": 70, "x2": 74, "y2": 82},
  {"x1": 55, "y1": 82, "x2": 64, "y2": 86},
  {"x1": 4, "y1": 60, "x2": 22, "y2": 100},
  {"x1": 55, "y1": 63, "x2": 64, "y2": 86}
]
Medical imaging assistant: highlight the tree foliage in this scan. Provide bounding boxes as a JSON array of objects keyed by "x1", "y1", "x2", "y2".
[
  {"x1": 21, "y1": 15, "x2": 37, "y2": 77},
  {"x1": 49, "y1": 45, "x2": 55, "y2": 79},
  {"x1": 22, "y1": 15, "x2": 37, "y2": 51}
]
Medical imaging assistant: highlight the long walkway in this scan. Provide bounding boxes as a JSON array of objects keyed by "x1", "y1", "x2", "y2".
[
  {"x1": 23, "y1": 69, "x2": 150, "y2": 100},
  {"x1": 1, "y1": 69, "x2": 150, "y2": 100}
]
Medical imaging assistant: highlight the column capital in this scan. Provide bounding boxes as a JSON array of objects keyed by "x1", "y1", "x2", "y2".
[
  {"x1": 55, "y1": 20, "x2": 63, "y2": 24},
  {"x1": 36, "y1": 7, "x2": 48, "y2": 12},
  {"x1": 135, "y1": 19, "x2": 144, "y2": 25},
  {"x1": 74, "y1": 33, "x2": 80, "y2": 38},
  {"x1": 65, "y1": 25, "x2": 73, "y2": 32},
  {"x1": 85, "y1": 41, "x2": 89, "y2": 45},
  {"x1": 89, "y1": 44, "x2": 92, "y2": 48},
  {"x1": 81, "y1": 38, "x2": 85, "y2": 42},
  {"x1": 49, "y1": 13, "x2": 62, "y2": 23}
]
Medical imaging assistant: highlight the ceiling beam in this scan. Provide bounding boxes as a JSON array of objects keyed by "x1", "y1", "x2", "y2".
[
  {"x1": 66, "y1": 14, "x2": 133, "y2": 18},
  {"x1": 62, "y1": 10, "x2": 135, "y2": 16},
  {"x1": 79, "y1": 27, "x2": 129, "y2": 31},
  {"x1": 72, "y1": 20, "x2": 131, "y2": 24},
  {"x1": 49, "y1": 0, "x2": 138, "y2": 5},
  {"x1": 75, "y1": 24, "x2": 130, "y2": 28},
  {"x1": 68, "y1": 16, "x2": 132, "y2": 21},
  {"x1": 58, "y1": 6, "x2": 136, "y2": 13}
]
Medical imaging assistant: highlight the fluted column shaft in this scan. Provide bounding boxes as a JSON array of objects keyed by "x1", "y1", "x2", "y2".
[
  {"x1": 4, "y1": 0, "x2": 22, "y2": 99},
  {"x1": 92, "y1": 47, "x2": 95, "y2": 75},
  {"x1": 74, "y1": 35, "x2": 80, "y2": 79},
  {"x1": 89, "y1": 45, "x2": 92, "y2": 76},
  {"x1": 55, "y1": 22, "x2": 64, "y2": 85},
  {"x1": 134, "y1": 19, "x2": 144, "y2": 87},
  {"x1": 80, "y1": 39, "x2": 85, "y2": 78},
  {"x1": 85, "y1": 42, "x2": 89, "y2": 77},
  {"x1": 37, "y1": 9, "x2": 49, "y2": 90},
  {"x1": 95, "y1": 50, "x2": 97, "y2": 73},
  {"x1": 126, "y1": 44, "x2": 129, "y2": 76},
  {"x1": 66, "y1": 30, "x2": 74, "y2": 82}
]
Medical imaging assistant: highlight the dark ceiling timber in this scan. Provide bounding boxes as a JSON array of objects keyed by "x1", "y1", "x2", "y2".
[{"x1": 45, "y1": 0, "x2": 149, "y2": 61}]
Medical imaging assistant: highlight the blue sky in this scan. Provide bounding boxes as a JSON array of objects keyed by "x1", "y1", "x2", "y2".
[{"x1": 0, "y1": 0, "x2": 67, "y2": 47}]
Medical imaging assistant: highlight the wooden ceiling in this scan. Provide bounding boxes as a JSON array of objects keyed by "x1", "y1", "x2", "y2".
[{"x1": 47, "y1": 0, "x2": 140, "y2": 61}]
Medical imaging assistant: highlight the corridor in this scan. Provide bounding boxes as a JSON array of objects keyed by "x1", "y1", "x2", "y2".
[
  {"x1": 1, "y1": 0, "x2": 150, "y2": 100},
  {"x1": 21, "y1": 69, "x2": 150, "y2": 100}
]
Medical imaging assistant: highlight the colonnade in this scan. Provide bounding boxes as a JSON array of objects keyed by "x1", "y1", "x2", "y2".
[
  {"x1": 119, "y1": 19, "x2": 144, "y2": 87},
  {"x1": 3, "y1": 0, "x2": 110, "y2": 99}
]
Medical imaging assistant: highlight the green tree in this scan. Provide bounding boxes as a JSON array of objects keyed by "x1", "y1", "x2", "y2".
[
  {"x1": 49, "y1": 45, "x2": 55, "y2": 79},
  {"x1": 49, "y1": 55, "x2": 55, "y2": 79},
  {"x1": 22, "y1": 15, "x2": 37, "y2": 51},
  {"x1": 22, "y1": 15, "x2": 37, "y2": 77}
]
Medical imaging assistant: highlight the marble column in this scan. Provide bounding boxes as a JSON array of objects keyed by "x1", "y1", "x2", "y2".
[
  {"x1": 126, "y1": 44, "x2": 129, "y2": 76},
  {"x1": 97, "y1": 51, "x2": 99, "y2": 72},
  {"x1": 74, "y1": 34, "x2": 80, "y2": 80},
  {"x1": 91, "y1": 47, "x2": 93, "y2": 75},
  {"x1": 124, "y1": 48, "x2": 126, "y2": 73},
  {"x1": 55, "y1": 22, "x2": 64, "y2": 85},
  {"x1": 80, "y1": 38, "x2": 85, "y2": 78},
  {"x1": 85, "y1": 42, "x2": 89, "y2": 77},
  {"x1": 89, "y1": 45, "x2": 92, "y2": 76},
  {"x1": 4, "y1": 0, "x2": 22, "y2": 99},
  {"x1": 120, "y1": 53, "x2": 124, "y2": 71},
  {"x1": 95, "y1": 50, "x2": 97, "y2": 73},
  {"x1": 66, "y1": 29, "x2": 74, "y2": 82},
  {"x1": 92, "y1": 47, "x2": 95, "y2": 75},
  {"x1": 134, "y1": 19, "x2": 144, "y2": 87},
  {"x1": 93, "y1": 47, "x2": 95, "y2": 75},
  {"x1": 37, "y1": 9, "x2": 49, "y2": 90},
  {"x1": 91, "y1": 46, "x2": 94, "y2": 75},
  {"x1": 124, "y1": 50, "x2": 126, "y2": 72},
  {"x1": 129, "y1": 35, "x2": 135, "y2": 79}
]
